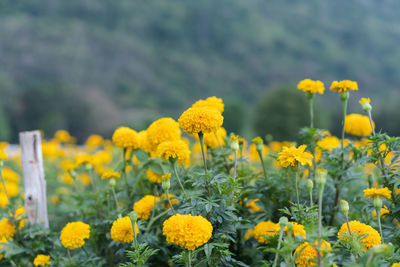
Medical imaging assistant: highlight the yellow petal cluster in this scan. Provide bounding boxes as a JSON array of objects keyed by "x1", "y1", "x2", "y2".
[
  {"x1": 317, "y1": 136, "x2": 341, "y2": 150},
  {"x1": 0, "y1": 149, "x2": 8, "y2": 160},
  {"x1": 60, "y1": 221, "x2": 90, "y2": 250},
  {"x1": 85, "y1": 135, "x2": 104, "y2": 149},
  {"x1": 110, "y1": 216, "x2": 139, "y2": 243},
  {"x1": 162, "y1": 214, "x2": 213, "y2": 250},
  {"x1": 156, "y1": 140, "x2": 191, "y2": 165},
  {"x1": 363, "y1": 187, "x2": 392, "y2": 200},
  {"x1": 338, "y1": 220, "x2": 381, "y2": 250},
  {"x1": 248, "y1": 221, "x2": 279, "y2": 243},
  {"x1": 249, "y1": 144, "x2": 269, "y2": 162},
  {"x1": 33, "y1": 254, "x2": 51, "y2": 266},
  {"x1": 54, "y1": 130, "x2": 73, "y2": 143},
  {"x1": 137, "y1": 130, "x2": 153, "y2": 153},
  {"x1": 0, "y1": 218, "x2": 16, "y2": 239},
  {"x1": 133, "y1": 195, "x2": 161, "y2": 220},
  {"x1": 192, "y1": 96, "x2": 224, "y2": 113},
  {"x1": 146, "y1": 117, "x2": 182, "y2": 151},
  {"x1": 294, "y1": 240, "x2": 331, "y2": 267},
  {"x1": 112, "y1": 127, "x2": 140, "y2": 149},
  {"x1": 244, "y1": 198, "x2": 264, "y2": 212},
  {"x1": 330, "y1": 80, "x2": 358, "y2": 92},
  {"x1": 146, "y1": 169, "x2": 163, "y2": 183},
  {"x1": 284, "y1": 222, "x2": 307, "y2": 238},
  {"x1": 178, "y1": 107, "x2": 223, "y2": 135},
  {"x1": 101, "y1": 170, "x2": 120, "y2": 180},
  {"x1": 277, "y1": 145, "x2": 313, "y2": 168},
  {"x1": 372, "y1": 205, "x2": 390, "y2": 220},
  {"x1": 359, "y1": 97, "x2": 371, "y2": 105},
  {"x1": 203, "y1": 127, "x2": 226, "y2": 148},
  {"x1": 344, "y1": 114, "x2": 374, "y2": 137},
  {"x1": 297, "y1": 79, "x2": 325, "y2": 94}
]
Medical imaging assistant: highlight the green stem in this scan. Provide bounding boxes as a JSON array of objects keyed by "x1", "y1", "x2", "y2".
[
  {"x1": 308, "y1": 94, "x2": 314, "y2": 128},
  {"x1": 198, "y1": 132, "x2": 208, "y2": 174},
  {"x1": 258, "y1": 151, "x2": 267, "y2": 179},
  {"x1": 376, "y1": 207, "x2": 384, "y2": 243},
  {"x1": 295, "y1": 170, "x2": 300, "y2": 211},
  {"x1": 67, "y1": 249, "x2": 72, "y2": 264},
  {"x1": 341, "y1": 98, "x2": 348, "y2": 153},
  {"x1": 367, "y1": 110, "x2": 376, "y2": 136},
  {"x1": 145, "y1": 208, "x2": 171, "y2": 232},
  {"x1": 272, "y1": 224, "x2": 285, "y2": 267},
  {"x1": 186, "y1": 250, "x2": 192, "y2": 267},
  {"x1": 121, "y1": 148, "x2": 131, "y2": 198},
  {"x1": 111, "y1": 186, "x2": 119, "y2": 210},
  {"x1": 172, "y1": 160, "x2": 186, "y2": 196},
  {"x1": 230, "y1": 151, "x2": 238, "y2": 206},
  {"x1": 164, "y1": 190, "x2": 176, "y2": 213},
  {"x1": 309, "y1": 191, "x2": 313, "y2": 207},
  {"x1": 318, "y1": 184, "x2": 324, "y2": 267}
]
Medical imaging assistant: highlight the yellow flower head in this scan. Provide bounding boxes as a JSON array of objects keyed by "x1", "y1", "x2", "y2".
[
  {"x1": 359, "y1": 97, "x2": 371, "y2": 105},
  {"x1": 317, "y1": 136, "x2": 341, "y2": 150},
  {"x1": 330, "y1": 80, "x2": 358, "y2": 93},
  {"x1": 74, "y1": 153, "x2": 93, "y2": 168},
  {"x1": 101, "y1": 170, "x2": 121, "y2": 180},
  {"x1": 192, "y1": 96, "x2": 224, "y2": 113},
  {"x1": 1, "y1": 181, "x2": 19, "y2": 198},
  {"x1": 42, "y1": 140, "x2": 65, "y2": 159},
  {"x1": 112, "y1": 127, "x2": 140, "y2": 149},
  {"x1": 0, "y1": 149, "x2": 8, "y2": 161},
  {"x1": 162, "y1": 213, "x2": 213, "y2": 250},
  {"x1": 392, "y1": 263, "x2": 400, "y2": 267},
  {"x1": 162, "y1": 173, "x2": 171, "y2": 181},
  {"x1": 156, "y1": 140, "x2": 191, "y2": 165},
  {"x1": 14, "y1": 206, "x2": 26, "y2": 229},
  {"x1": 85, "y1": 135, "x2": 104, "y2": 149},
  {"x1": 161, "y1": 193, "x2": 178, "y2": 207},
  {"x1": 245, "y1": 198, "x2": 264, "y2": 213},
  {"x1": 284, "y1": 222, "x2": 307, "y2": 238},
  {"x1": 297, "y1": 79, "x2": 325, "y2": 95},
  {"x1": 0, "y1": 194, "x2": 9, "y2": 208},
  {"x1": 60, "y1": 160, "x2": 76, "y2": 172},
  {"x1": 250, "y1": 221, "x2": 279, "y2": 243},
  {"x1": 33, "y1": 254, "x2": 51, "y2": 266},
  {"x1": 371, "y1": 205, "x2": 389, "y2": 220},
  {"x1": 277, "y1": 145, "x2": 313, "y2": 168},
  {"x1": 137, "y1": 130, "x2": 153, "y2": 153},
  {"x1": 252, "y1": 136, "x2": 263, "y2": 145},
  {"x1": 203, "y1": 127, "x2": 226, "y2": 148},
  {"x1": 178, "y1": 107, "x2": 223, "y2": 135},
  {"x1": 2, "y1": 168, "x2": 19, "y2": 183},
  {"x1": 54, "y1": 130, "x2": 72, "y2": 143},
  {"x1": 363, "y1": 187, "x2": 392, "y2": 200},
  {"x1": 146, "y1": 118, "x2": 182, "y2": 151},
  {"x1": 0, "y1": 217, "x2": 16, "y2": 239},
  {"x1": 294, "y1": 240, "x2": 331, "y2": 267},
  {"x1": 345, "y1": 113, "x2": 374, "y2": 137},
  {"x1": 60, "y1": 221, "x2": 90, "y2": 250},
  {"x1": 133, "y1": 195, "x2": 161, "y2": 220},
  {"x1": 338, "y1": 220, "x2": 381, "y2": 250},
  {"x1": 110, "y1": 216, "x2": 139, "y2": 243},
  {"x1": 146, "y1": 169, "x2": 163, "y2": 183}
]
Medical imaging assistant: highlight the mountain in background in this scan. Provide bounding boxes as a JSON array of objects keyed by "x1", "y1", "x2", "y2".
[{"x1": 0, "y1": 0, "x2": 399, "y2": 141}]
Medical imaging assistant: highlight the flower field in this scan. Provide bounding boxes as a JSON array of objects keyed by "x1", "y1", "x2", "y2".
[{"x1": 1, "y1": 80, "x2": 400, "y2": 266}]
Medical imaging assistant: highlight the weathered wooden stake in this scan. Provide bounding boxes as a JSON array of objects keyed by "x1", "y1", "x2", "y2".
[{"x1": 20, "y1": 130, "x2": 49, "y2": 228}]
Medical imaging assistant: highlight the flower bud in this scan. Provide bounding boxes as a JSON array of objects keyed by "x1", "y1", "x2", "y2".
[
  {"x1": 109, "y1": 178, "x2": 116, "y2": 187},
  {"x1": 230, "y1": 135, "x2": 239, "y2": 151},
  {"x1": 340, "y1": 200, "x2": 349, "y2": 216},
  {"x1": 374, "y1": 197, "x2": 382, "y2": 209},
  {"x1": 129, "y1": 211, "x2": 138, "y2": 223},
  {"x1": 373, "y1": 244, "x2": 389, "y2": 254},
  {"x1": 279, "y1": 216, "x2": 288, "y2": 227},
  {"x1": 315, "y1": 168, "x2": 328, "y2": 186},
  {"x1": 252, "y1": 137, "x2": 264, "y2": 152},
  {"x1": 0, "y1": 160, "x2": 3, "y2": 168},
  {"x1": 306, "y1": 179, "x2": 313, "y2": 191},
  {"x1": 359, "y1": 98, "x2": 372, "y2": 112},
  {"x1": 339, "y1": 91, "x2": 349, "y2": 101},
  {"x1": 162, "y1": 177, "x2": 171, "y2": 192},
  {"x1": 85, "y1": 163, "x2": 93, "y2": 171}
]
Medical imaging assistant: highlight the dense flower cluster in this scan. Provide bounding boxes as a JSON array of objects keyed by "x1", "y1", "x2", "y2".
[
  {"x1": 110, "y1": 216, "x2": 139, "y2": 243},
  {"x1": 297, "y1": 79, "x2": 325, "y2": 94},
  {"x1": 363, "y1": 187, "x2": 392, "y2": 200},
  {"x1": 330, "y1": 80, "x2": 358, "y2": 92},
  {"x1": 146, "y1": 117, "x2": 181, "y2": 151},
  {"x1": 133, "y1": 195, "x2": 161, "y2": 220},
  {"x1": 156, "y1": 140, "x2": 191, "y2": 165},
  {"x1": 178, "y1": 107, "x2": 223, "y2": 135},
  {"x1": 162, "y1": 214, "x2": 213, "y2": 250},
  {"x1": 338, "y1": 221, "x2": 381, "y2": 250},
  {"x1": 277, "y1": 145, "x2": 313, "y2": 167},
  {"x1": 112, "y1": 127, "x2": 140, "y2": 149},
  {"x1": 33, "y1": 254, "x2": 51, "y2": 266},
  {"x1": 294, "y1": 240, "x2": 331, "y2": 267},
  {"x1": 344, "y1": 113, "x2": 374, "y2": 137},
  {"x1": 192, "y1": 96, "x2": 224, "y2": 113},
  {"x1": 60, "y1": 221, "x2": 90, "y2": 250}
]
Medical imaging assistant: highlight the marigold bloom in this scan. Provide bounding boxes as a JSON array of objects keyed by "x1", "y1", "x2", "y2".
[
  {"x1": 54, "y1": 130, "x2": 72, "y2": 143},
  {"x1": 60, "y1": 221, "x2": 90, "y2": 250},
  {"x1": 92, "y1": 151, "x2": 112, "y2": 166},
  {"x1": 14, "y1": 206, "x2": 26, "y2": 229},
  {"x1": 156, "y1": 140, "x2": 191, "y2": 165},
  {"x1": 0, "y1": 149, "x2": 8, "y2": 160},
  {"x1": 338, "y1": 220, "x2": 381, "y2": 250},
  {"x1": 371, "y1": 205, "x2": 389, "y2": 220},
  {"x1": 330, "y1": 80, "x2": 358, "y2": 92},
  {"x1": 112, "y1": 127, "x2": 140, "y2": 149},
  {"x1": 345, "y1": 113, "x2": 374, "y2": 137},
  {"x1": 137, "y1": 130, "x2": 153, "y2": 153},
  {"x1": 101, "y1": 170, "x2": 121, "y2": 180},
  {"x1": 297, "y1": 79, "x2": 325, "y2": 95},
  {"x1": 251, "y1": 221, "x2": 279, "y2": 243},
  {"x1": 294, "y1": 240, "x2": 331, "y2": 267},
  {"x1": 245, "y1": 198, "x2": 263, "y2": 212},
  {"x1": 364, "y1": 187, "x2": 392, "y2": 200},
  {"x1": 0, "y1": 218, "x2": 16, "y2": 239},
  {"x1": 192, "y1": 96, "x2": 224, "y2": 113},
  {"x1": 317, "y1": 136, "x2": 341, "y2": 150},
  {"x1": 359, "y1": 97, "x2": 371, "y2": 105},
  {"x1": 146, "y1": 169, "x2": 163, "y2": 183},
  {"x1": 74, "y1": 153, "x2": 93, "y2": 167},
  {"x1": 33, "y1": 254, "x2": 51, "y2": 266},
  {"x1": 110, "y1": 216, "x2": 139, "y2": 243},
  {"x1": 284, "y1": 222, "x2": 306, "y2": 238},
  {"x1": 203, "y1": 127, "x2": 226, "y2": 148},
  {"x1": 0, "y1": 194, "x2": 9, "y2": 208},
  {"x1": 277, "y1": 145, "x2": 313, "y2": 168},
  {"x1": 133, "y1": 195, "x2": 161, "y2": 220},
  {"x1": 85, "y1": 135, "x2": 104, "y2": 149},
  {"x1": 178, "y1": 107, "x2": 223, "y2": 135},
  {"x1": 1, "y1": 181, "x2": 19, "y2": 198},
  {"x1": 161, "y1": 193, "x2": 179, "y2": 207},
  {"x1": 42, "y1": 140, "x2": 65, "y2": 159},
  {"x1": 60, "y1": 160, "x2": 76, "y2": 172},
  {"x1": 163, "y1": 214, "x2": 213, "y2": 250},
  {"x1": 392, "y1": 263, "x2": 400, "y2": 267},
  {"x1": 146, "y1": 118, "x2": 182, "y2": 151}
]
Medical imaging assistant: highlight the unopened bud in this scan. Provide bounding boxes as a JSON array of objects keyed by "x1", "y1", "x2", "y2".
[
  {"x1": 306, "y1": 179, "x2": 313, "y2": 191},
  {"x1": 252, "y1": 137, "x2": 264, "y2": 152},
  {"x1": 85, "y1": 163, "x2": 93, "y2": 171},
  {"x1": 109, "y1": 178, "x2": 116, "y2": 187},
  {"x1": 373, "y1": 244, "x2": 389, "y2": 254},
  {"x1": 315, "y1": 168, "x2": 328, "y2": 186},
  {"x1": 359, "y1": 98, "x2": 372, "y2": 112},
  {"x1": 339, "y1": 91, "x2": 350, "y2": 101},
  {"x1": 129, "y1": 211, "x2": 138, "y2": 223},
  {"x1": 279, "y1": 216, "x2": 288, "y2": 227},
  {"x1": 340, "y1": 200, "x2": 349, "y2": 216},
  {"x1": 374, "y1": 197, "x2": 382, "y2": 209},
  {"x1": 230, "y1": 135, "x2": 239, "y2": 151},
  {"x1": 162, "y1": 177, "x2": 171, "y2": 192}
]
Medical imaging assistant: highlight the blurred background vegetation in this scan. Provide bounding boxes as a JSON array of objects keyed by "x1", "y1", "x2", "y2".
[{"x1": 0, "y1": 0, "x2": 399, "y2": 142}]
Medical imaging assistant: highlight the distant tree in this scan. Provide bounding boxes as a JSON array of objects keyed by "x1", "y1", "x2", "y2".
[
  {"x1": 0, "y1": 109, "x2": 11, "y2": 140},
  {"x1": 223, "y1": 100, "x2": 247, "y2": 135}
]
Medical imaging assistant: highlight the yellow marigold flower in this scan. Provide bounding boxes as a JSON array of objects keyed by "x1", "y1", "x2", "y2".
[
  {"x1": 33, "y1": 254, "x2": 51, "y2": 266},
  {"x1": 74, "y1": 153, "x2": 93, "y2": 167},
  {"x1": 345, "y1": 113, "x2": 374, "y2": 137},
  {"x1": 297, "y1": 79, "x2": 325, "y2": 95},
  {"x1": 137, "y1": 130, "x2": 153, "y2": 153},
  {"x1": 146, "y1": 169, "x2": 162, "y2": 183},
  {"x1": 92, "y1": 151, "x2": 112, "y2": 166},
  {"x1": 163, "y1": 214, "x2": 213, "y2": 250},
  {"x1": 251, "y1": 221, "x2": 279, "y2": 244},
  {"x1": 62, "y1": 173, "x2": 74, "y2": 185},
  {"x1": 203, "y1": 127, "x2": 226, "y2": 148},
  {"x1": 112, "y1": 127, "x2": 140, "y2": 149},
  {"x1": 162, "y1": 173, "x2": 171, "y2": 181},
  {"x1": 133, "y1": 195, "x2": 161, "y2": 220},
  {"x1": 317, "y1": 136, "x2": 341, "y2": 150},
  {"x1": 284, "y1": 222, "x2": 306, "y2": 238},
  {"x1": 2, "y1": 168, "x2": 19, "y2": 183},
  {"x1": 54, "y1": 130, "x2": 72, "y2": 143},
  {"x1": 0, "y1": 142, "x2": 8, "y2": 149},
  {"x1": 110, "y1": 216, "x2": 139, "y2": 243},
  {"x1": 277, "y1": 145, "x2": 313, "y2": 168},
  {"x1": 1, "y1": 181, "x2": 19, "y2": 198},
  {"x1": 146, "y1": 118, "x2": 182, "y2": 151},
  {"x1": 372, "y1": 205, "x2": 389, "y2": 220},
  {"x1": 359, "y1": 97, "x2": 371, "y2": 105},
  {"x1": 363, "y1": 187, "x2": 392, "y2": 200},
  {"x1": 0, "y1": 218, "x2": 16, "y2": 239},
  {"x1": 0, "y1": 237, "x2": 9, "y2": 260},
  {"x1": 178, "y1": 107, "x2": 223, "y2": 135},
  {"x1": 338, "y1": 220, "x2": 381, "y2": 250},
  {"x1": 101, "y1": 170, "x2": 120, "y2": 180},
  {"x1": 0, "y1": 193, "x2": 9, "y2": 208},
  {"x1": 85, "y1": 135, "x2": 104, "y2": 149},
  {"x1": 161, "y1": 193, "x2": 179, "y2": 207},
  {"x1": 42, "y1": 140, "x2": 65, "y2": 159},
  {"x1": 294, "y1": 240, "x2": 331, "y2": 267},
  {"x1": 192, "y1": 96, "x2": 224, "y2": 113},
  {"x1": 60, "y1": 160, "x2": 76, "y2": 172},
  {"x1": 392, "y1": 263, "x2": 400, "y2": 267},
  {"x1": 330, "y1": 80, "x2": 358, "y2": 92},
  {"x1": 156, "y1": 140, "x2": 191, "y2": 165},
  {"x1": 0, "y1": 149, "x2": 8, "y2": 160},
  {"x1": 14, "y1": 206, "x2": 26, "y2": 229},
  {"x1": 79, "y1": 173, "x2": 91, "y2": 186},
  {"x1": 244, "y1": 229, "x2": 254, "y2": 241},
  {"x1": 252, "y1": 136, "x2": 263, "y2": 145},
  {"x1": 60, "y1": 221, "x2": 90, "y2": 250},
  {"x1": 244, "y1": 198, "x2": 263, "y2": 212},
  {"x1": 51, "y1": 195, "x2": 60, "y2": 204}
]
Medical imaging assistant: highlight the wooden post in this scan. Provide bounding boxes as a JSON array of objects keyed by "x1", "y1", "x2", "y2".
[{"x1": 19, "y1": 130, "x2": 49, "y2": 228}]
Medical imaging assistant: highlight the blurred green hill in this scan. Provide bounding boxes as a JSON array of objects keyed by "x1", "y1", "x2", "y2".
[{"x1": 0, "y1": 0, "x2": 400, "y2": 141}]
